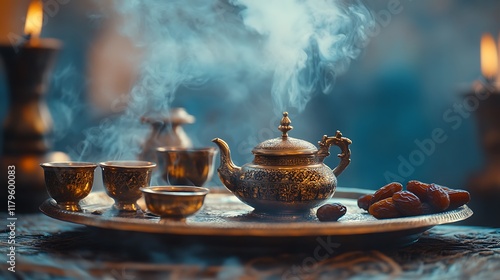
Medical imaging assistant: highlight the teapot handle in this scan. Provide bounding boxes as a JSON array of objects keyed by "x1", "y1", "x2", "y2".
[{"x1": 317, "y1": 131, "x2": 352, "y2": 177}]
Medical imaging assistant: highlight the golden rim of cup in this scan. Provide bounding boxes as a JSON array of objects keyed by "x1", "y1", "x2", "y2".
[
  {"x1": 141, "y1": 186, "x2": 209, "y2": 196},
  {"x1": 99, "y1": 160, "x2": 156, "y2": 168},
  {"x1": 156, "y1": 147, "x2": 217, "y2": 153},
  {"x1": 40, "y1": 162, "x2": 97, "y2": 168}
]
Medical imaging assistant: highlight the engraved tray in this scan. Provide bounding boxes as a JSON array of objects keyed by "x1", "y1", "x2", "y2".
[{"x1": 39, "y1": 188, "x2": 473, "y2": 246}]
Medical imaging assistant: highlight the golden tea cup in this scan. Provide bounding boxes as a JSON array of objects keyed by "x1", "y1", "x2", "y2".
[
  {"x1": 99, "y1": 161, "x2": 156, "y2": 212},
  {"x1": 156, "y1": 147, "x2": 217, "y2": 187},
  {"x1": 141, "y1": 186, "x2": 209, "y2": 220},
  {"x1": 40, "y1": 162, "x2": 97, "y2": 212}
]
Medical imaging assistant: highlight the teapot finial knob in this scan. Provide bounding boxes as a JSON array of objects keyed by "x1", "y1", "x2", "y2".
[{"x1": 278, "y1": 112, "x2": 293, "y2": 138}]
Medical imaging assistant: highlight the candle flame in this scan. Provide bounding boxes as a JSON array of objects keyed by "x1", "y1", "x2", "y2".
[
  {"x1": 24, "y1": 0, "x2": 43, "y2": 38},
  {"x1": 481, "y1": 33, "x2": 498, "y2": 79}
]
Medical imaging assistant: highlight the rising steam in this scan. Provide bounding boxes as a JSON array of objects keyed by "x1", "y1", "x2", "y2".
[
  {"x1": 233, "y1": 0, "x2": 371, "y2": 111},
  {"x1": 116, "y1": 0, "x2": 372, "y2": 112},
  {"x1": 79, "y1": 0, "x2": 372, "y2": 160}
]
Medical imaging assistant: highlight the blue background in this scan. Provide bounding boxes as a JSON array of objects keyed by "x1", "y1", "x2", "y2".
[{"x1": 1, "y1": 0, "x2": 499, "y2": 193}]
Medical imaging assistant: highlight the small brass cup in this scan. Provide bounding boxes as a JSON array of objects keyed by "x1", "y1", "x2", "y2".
[
  {"x1": 141, "y1": 186, "x2": 209, "y2": 220},
  {"x1": 156, "y1": 147, "x2": 217, "y2": 187},
  {"x1": 40, "y1": 162, "x2": 97, "y2": 212},
  {"x1": 99, "y1": 161, "x2": 156, "y2": 212}
]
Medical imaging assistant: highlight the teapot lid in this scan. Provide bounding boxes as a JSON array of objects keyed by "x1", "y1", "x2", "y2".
[{"x1": 252, "y1": 112, "x2": 317, "y2": 156}]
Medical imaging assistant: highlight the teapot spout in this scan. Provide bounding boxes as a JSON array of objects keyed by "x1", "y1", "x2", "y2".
[{"x1": 212, "y1": 138, "x2": 241, "y2": 192}]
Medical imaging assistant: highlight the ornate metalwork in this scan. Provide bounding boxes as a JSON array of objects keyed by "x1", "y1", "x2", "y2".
[
  {"x1": 40, "y1": 162, "x2": 97, "y2": 212},
  {"x1": 100, "y1": 161, "x2": 156, "y2": 212},
  {"x1": 39, "y1": 189, "x2": 473, "y2": 240},
  {"x1": 252, "y1": 155, "x2": 317, "y2": 166},
  {"x1": 278, "y1": 112, "x2": 293, "y2": 137},
  {"x1": 212, "y1": 112, "x2": 352, "y2": 215},
  {"x1": 317, "y1": 131, "x2": 352, "y2": 176}
]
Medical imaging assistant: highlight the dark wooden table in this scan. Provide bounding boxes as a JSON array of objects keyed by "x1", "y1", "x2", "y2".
[{"x1": 1, "y1": 213, "x2": 499, "y2": 279}]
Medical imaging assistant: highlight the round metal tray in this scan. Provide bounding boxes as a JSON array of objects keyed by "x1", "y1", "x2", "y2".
[{"x1": 39, "y1": 188, "x2": 472, "y2": 246}]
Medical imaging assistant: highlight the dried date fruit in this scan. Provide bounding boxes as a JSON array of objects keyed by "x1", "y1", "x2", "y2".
[
  {"x1": 406, "y1": 180, "x2": 431, "y2": 201},
  {"x1": 426, "y1": 184, "x2": 450, "y2": 212},
  {"x1": 368, "y1": 198, "x2": 401, "y2": 219},
  {"x1": 317, "y1": 203, "x2": 347, "y2": 222},
  {"x1": 357, "y1": 194, "x2": 374, "y2": 211},
  {"x1": 392, "y1": 191, "x2": 422, "y2": 216},
  {"x1": 364, "y1": 180, "x2": 471, "y2": 219},
  {"x1": 445, "y1": 189, "x2": 470, "y2": 210},
  {"x1": 421, "y1": 202, "x2": 434, "y2": 215},
  {"x1": 436, "y1": 185, "x2": 451, "y2": 191},
  {"x1": 371, "y1": 182, "x2": 403, "y2": 204}
]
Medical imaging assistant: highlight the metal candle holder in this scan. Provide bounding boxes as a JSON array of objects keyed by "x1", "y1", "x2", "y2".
[
  {"x1": 0, "y1": 41, "x2": 69, "y2": 212},
  {"x1": 465, "y1": 83, "x2": 500, "y2": 227}
]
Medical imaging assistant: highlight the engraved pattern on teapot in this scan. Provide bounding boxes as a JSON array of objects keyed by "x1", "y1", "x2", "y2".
[{"x1": 212, "y1": 112, "x2": 352, "y2": 214}]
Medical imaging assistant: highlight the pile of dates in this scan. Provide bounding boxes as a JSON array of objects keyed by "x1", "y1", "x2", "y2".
[{"x1": 357, "y1": 180, "x2": 470, "y2": 219}]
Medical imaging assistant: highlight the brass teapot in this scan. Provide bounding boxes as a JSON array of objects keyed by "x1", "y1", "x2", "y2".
[{"x1": 212, "y1": 112, "x2": 352, "y2": 215}]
